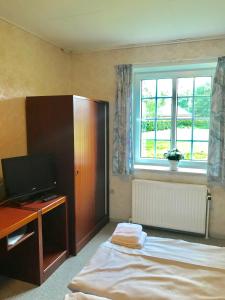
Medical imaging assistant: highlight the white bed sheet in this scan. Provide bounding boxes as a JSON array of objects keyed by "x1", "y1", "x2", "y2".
[
  {"x1": 69, "y1": 237, "x2": 225, "y2": 300},
  {"x1": 65, "y1": 292, "x2": 110, "y2": 300}
]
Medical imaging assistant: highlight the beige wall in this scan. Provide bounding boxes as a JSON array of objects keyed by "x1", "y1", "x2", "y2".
[
  {"x1": 71, "y1": 39, "x2": 225, "y2": 238},
  {"x1": 1, "y1": 18, "x2": 225, "y2": 238},
  {"x1": 0, "y1": 20, "x2": 72, "y2": 178}
]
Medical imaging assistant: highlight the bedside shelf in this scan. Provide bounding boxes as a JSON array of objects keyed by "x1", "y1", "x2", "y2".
[
  {"x1": 0, "y1": 206, "x2": 37, "y2": 239},
  {"x1": 0, "y1": 207, "x2": 39, "y2": 284},
  {"x1": 7, "y1": 231, "x2": 35, "y2": 251},
  {"x1": 43, "y1": 248, "x2": 67, "y2": 271},
  {"x1": 0, "y1": 196, "x2": 68, "y2": 285},
  {"x1": 21, "y1": 196, "x2": 69, "y2": 284},
  {"x1": 22, "y1": 196, "x2": 66, "y2": 215}
]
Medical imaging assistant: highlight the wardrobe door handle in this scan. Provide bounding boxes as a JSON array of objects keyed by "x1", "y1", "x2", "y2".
[{"x1": 75, "y1": 170, "x2": 79, "y2": 176}]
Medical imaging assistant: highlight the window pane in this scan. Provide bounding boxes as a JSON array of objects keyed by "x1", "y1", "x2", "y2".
[
  {"x1": 141, "y1": 139, "x2": 154, "y2": 158},
  {"x1": 141, "y1": 121, "x2": 155, "y2": 139},
  {"x1": 194, "y1": 96, "x2": 210, "y2": 118},
  {"x1": 177, "y1": 78, "x2": 193, "y2": 96},
  {"x1": 135, "y1": 70, "x2": 213, "y2": 165},
  {"x1": 142, "y1": 80, "x2": 156, "y2": 98},
  {"x1": 157, "y1": 79, "x2": 172, "y2": 97},
  {"x1": 193, "y1": 120, "x2": 209, "y2": 141},
  {"x1": 141, "y1": 99, "x2": 155, "y2": 119},
  {"x1": 157, "y1": 98, "x2": 172, "y2": 118},
  {"x1": 156, "y1": 141, "x2": 171, "y2": 159},
  {"x1": 176, "y1": 120, "x2": 192, "y2": 140},
  {"x1": 177, "y1": 97, "x2": 192, "y2": 118},
  {"x1": 176, "y1": 141, "x2": 192, "y2": 160},
  {"x1": 156, "y1": 120, "x2": 171, "y2": 140},
  {"x1": 194, "y1": 77, "x2": 211, "y2": 96},
  {"x1": 193, "y1": 142, "x2": 208, "y2": 160}
]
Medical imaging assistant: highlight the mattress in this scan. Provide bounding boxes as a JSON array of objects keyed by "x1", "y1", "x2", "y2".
[{"x1": 68, "y1": 236, "x2": 225, "y2": 300}]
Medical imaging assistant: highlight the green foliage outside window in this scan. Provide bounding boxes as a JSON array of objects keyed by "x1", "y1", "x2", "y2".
[
  {"x1": 139, "y1": 75, "x2": 212, "y2": 162},
  {"x1": 141, "y1": 119, "x2": 209, "y2": 132}
]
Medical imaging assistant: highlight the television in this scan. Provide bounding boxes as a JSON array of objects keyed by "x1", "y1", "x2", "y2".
[{"x1": 1, "y1": 154, "x2": 57, "y2": 202}]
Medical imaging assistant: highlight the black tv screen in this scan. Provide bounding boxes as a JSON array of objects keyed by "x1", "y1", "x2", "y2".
[{"x1": 1, "y1": 154, "x2": 57, "y2": 201}]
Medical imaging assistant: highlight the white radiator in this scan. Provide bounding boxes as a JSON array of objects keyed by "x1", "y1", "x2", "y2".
[{"x1": 132, "y1": 180, "x2": 209, "y2": 236}]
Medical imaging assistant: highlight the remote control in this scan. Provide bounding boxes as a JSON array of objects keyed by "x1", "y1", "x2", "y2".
[{"x1": 42, "y1": 194, "x2": 58, "y2": 202}]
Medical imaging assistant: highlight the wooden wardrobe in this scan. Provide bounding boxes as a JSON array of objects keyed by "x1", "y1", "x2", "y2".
[{"x1": 26, "y1": 95, "x2": 109, "y2": 254}]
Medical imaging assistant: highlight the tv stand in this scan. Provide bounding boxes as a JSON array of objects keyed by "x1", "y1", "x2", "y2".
[{"x1": 0, "y1": 196, "x2": 68, "y2": 284}]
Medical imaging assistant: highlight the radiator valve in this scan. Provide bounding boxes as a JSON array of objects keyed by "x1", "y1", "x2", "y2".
[{"x1": 207, "y1": 192, "x2": 212, "y2": 201}]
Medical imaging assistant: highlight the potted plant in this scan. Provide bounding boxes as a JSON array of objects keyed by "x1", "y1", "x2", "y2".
[{"x1": 164, "y1": 148, "x2": 184, "y2": 171}]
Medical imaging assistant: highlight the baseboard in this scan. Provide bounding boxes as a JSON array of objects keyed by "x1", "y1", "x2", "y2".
[{"x1": 109, "y1": 217, "x2": 129, "y2": 223}]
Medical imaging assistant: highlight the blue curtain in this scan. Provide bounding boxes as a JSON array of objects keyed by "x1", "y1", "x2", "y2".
[
  {"x1": 112, "y1": 64, "x2": 133, "y2": 175},
  {"x1": 207, "y1": 57, "x2": 225, "y2": 184}
]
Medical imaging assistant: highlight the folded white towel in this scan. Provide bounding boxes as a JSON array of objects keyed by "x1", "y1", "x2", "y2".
[
  {"x1": 111, "y1": 222, "x2": 143, "y2": 244},
  {"x1": 65, "y1": 292, "x2": 110, "y2": 300},
  {"x1": 111, "y1": 231, "x2": 147, "y2": 249}
]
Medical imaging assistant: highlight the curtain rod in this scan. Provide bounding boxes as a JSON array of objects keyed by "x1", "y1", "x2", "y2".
[{"x1": 133, "y1": 57, "x2": 218, "y2": 68}]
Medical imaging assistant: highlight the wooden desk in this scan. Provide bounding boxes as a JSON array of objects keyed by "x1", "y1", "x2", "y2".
[
  {"x1": 0, "y1": 196, "x2": 68, "y2": 284},
  {"x1": 0, "y1": 206, "x2": 40, "y2": 284},
  {"x1": 0, "y1": 206, "x2": 37, "y2": 239},
  {"x1": 22, "y1": 196, "x2": 66, "y2": 215},
  {"x1": 21, "y1": 196, "x2": 69, "y2": 283}
]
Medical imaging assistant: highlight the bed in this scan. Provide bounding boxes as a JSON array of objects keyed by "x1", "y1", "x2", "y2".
[{"x1": 68, "y1": 236, "x2": 225, "y2": 300}]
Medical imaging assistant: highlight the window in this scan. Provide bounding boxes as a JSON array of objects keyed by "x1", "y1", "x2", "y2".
[{"x1": 133, "y1": 63, "x2": 216, "y2": 169}]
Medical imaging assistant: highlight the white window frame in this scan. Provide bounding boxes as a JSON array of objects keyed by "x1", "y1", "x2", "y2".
[{"x1": 133, "y1": 62, "x2": 216, "y2": 170}]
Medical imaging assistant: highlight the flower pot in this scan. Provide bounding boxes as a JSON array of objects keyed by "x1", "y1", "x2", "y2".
[{"x1": 169, "y1": 160, "x2": 179, "y2": 171}]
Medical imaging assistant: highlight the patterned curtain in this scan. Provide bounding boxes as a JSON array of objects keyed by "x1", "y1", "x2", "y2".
[
  {"x1": 112, "y1": 64, "x2": 133, "y2": 175},
  {"x1": 207, "y1": 57, "x2": 225, "y2": 184}
]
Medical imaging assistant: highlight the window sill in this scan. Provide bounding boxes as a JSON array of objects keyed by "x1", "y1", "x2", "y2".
[{"x1": 134, "y1": 164, "x2": 206, "y2": 175}]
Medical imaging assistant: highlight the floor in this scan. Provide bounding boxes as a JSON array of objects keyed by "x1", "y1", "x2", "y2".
[{"x1": 1, "y1": 222, "x2": 225, "y2": 300}]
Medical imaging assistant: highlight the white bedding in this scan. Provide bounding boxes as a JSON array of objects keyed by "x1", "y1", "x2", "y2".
[
  {"x1": 68, "y1": 237, "x2": 225, "y2": 300},
  {"x1": 65, "y1": 292, "x2": 110, "y2": 300}
]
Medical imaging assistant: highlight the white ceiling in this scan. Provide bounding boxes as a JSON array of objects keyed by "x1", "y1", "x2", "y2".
[{"x1": 0, "y1": 0, "x2": 225, "y2": 52}]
